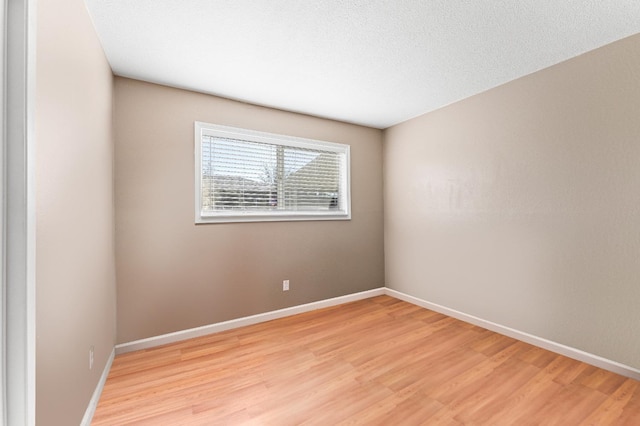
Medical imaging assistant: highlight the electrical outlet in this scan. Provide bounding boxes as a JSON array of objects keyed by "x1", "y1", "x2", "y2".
[
  {"x1": 89, "y1": 346, "x2": 94, "y2": 370},
  {"x1": 283, "y1": 280, "x2": 289, "y2": 291}
]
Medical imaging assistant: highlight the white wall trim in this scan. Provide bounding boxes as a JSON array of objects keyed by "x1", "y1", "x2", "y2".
[
  {"x1": 385, "y1": 288, "x2": 640, "y2": 381},
  {"x1": 1, "y1": 2, "x2": 6, "y2": 421},
  {"x1": 116, "y1": 288, "x2": 385, "y2": 354},
  {"x1": 80, "y1": 348, "x2": 115, "y2": 426},
  {"x1": 4, "y1": 0, "x2": 37, "y2": 424},
  {"x1": 104, "y1": 284, "x2": 638, "y2": 412}
]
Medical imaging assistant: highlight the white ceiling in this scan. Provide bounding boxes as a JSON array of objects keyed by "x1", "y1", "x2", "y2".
[{"x1": 84, "y1": 1, "x2": 640, "y2": 129}]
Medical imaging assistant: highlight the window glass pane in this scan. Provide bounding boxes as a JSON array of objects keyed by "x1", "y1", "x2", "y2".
[
  {"x1": 202, "y1": 136, "x2": 278, "y2": 212},
  {"x1": 283, "y1": 147, "x2": 341, "y2": 210}
]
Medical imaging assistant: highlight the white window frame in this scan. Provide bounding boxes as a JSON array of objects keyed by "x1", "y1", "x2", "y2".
[{"x1": 195, "y1": 122, "x2": 351, "y2": 224}]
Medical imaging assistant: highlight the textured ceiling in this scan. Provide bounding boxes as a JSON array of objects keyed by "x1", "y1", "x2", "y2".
[{"x1": 84, "y1": 0, "x2": 640, "y2": 129}]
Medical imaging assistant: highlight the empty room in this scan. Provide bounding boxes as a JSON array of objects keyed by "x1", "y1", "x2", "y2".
[{"x1": 4, "y1": 0, "x2": 640, "y2": 425}]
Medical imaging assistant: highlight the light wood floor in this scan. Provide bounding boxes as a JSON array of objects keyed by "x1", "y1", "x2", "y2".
[{"x1": 92, "y1": 296, "x2": 640, "y2": 425}]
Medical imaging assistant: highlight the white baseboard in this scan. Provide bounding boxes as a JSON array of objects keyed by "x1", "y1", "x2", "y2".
[
  {"x1": 113, "y1": 286, "x2": 640, "y2": 380},
  {"x1": 385, "y1": 288, "x2": 640, "y2": 381},
  {"x1": 80, "y1": 348, "x2": 115, "y2": 426},
  {"x1": 115, "y1": 288, "x2": 386, "y2": 354}
]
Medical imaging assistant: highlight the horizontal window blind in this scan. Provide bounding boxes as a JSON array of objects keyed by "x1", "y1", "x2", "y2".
[{"x1": 195, "y1": 122, "x2": 350, "y2": 223}]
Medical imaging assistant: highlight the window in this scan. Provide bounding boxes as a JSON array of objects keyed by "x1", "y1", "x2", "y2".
[{"x1": 195, "y1": 122, "x2": 351, "y2": 223}]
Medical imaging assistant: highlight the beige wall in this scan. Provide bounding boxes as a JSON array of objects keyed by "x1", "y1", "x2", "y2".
[
  {"x1": 114, "y1": 78, "x2": 384, "y2": 343},
  {"x1": 384, "y1": 34, "x2": 640, "y2": 369},
  {"x1": 36, "y1": 0, "x2": 116, "y2": 424}
]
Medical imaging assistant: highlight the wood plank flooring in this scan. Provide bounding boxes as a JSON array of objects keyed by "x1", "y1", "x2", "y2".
[{"x1": 92, "y1": 296, "x2": 640, "y2": 425}]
